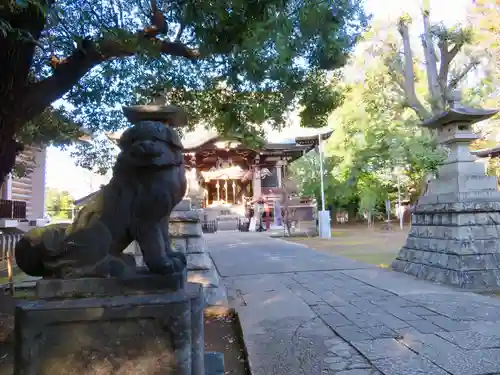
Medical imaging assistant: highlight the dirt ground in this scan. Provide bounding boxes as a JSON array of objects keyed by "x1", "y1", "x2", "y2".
[
  {"x1": 286, "y1": 222, "x2": 410, "y2": 267},
  {"x1": 0, "y1": 294, "x2": 248, "y2": 375}
]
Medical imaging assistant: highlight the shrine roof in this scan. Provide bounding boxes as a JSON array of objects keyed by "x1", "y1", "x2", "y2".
[{"x1": 182, "y1": 127, "x2": 333, "y2": 152}]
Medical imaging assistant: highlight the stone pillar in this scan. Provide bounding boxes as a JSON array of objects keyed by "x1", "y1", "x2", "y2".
[
  {"x1": 170, "y1": 205, "x2": 227, "y2": 306},
  {"x1": 224, "y1": 179, "x2": 228, "y2": 202},
  {"x1": 276, "y1": 165, "x2": 283, "y2": 188}
]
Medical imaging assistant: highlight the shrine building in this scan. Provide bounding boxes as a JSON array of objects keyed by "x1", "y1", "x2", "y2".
[{"x1": 182, "y1": 129, "x2": 332, "y2": 212}]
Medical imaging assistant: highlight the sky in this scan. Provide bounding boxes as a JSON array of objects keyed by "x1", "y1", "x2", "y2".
[{"x1": 46, "y1": 0, "x2": 472, "y2": 199}]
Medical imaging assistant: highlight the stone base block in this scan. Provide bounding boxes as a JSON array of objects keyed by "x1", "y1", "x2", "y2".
[
  {"x1": 187, "y1": 253, "x2": 214, "y2": 270},
  {"x1": 15, "y1": 278, "x2": 205, "y2": 375},
  {"x1": 393, "y1": 205, "x2": 500, "y2": 290},
  {"x1": 392, "y1": 258, "x2": 500, "y2": 290},
  {"x1": 188, "y1": 269, "x2": 220, "y2": 288},
  {"x1": 202, "y1": 286, "x2": 229, "y2": 307}
]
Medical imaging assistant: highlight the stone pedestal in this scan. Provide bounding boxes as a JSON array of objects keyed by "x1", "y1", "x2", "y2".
[
  {"x1": 170, "y1": 204, "x2": 228, "y2": 306},
  {"x1": 14, "y1": 274, "x2": 204, "y2": 375},
  {"x1": 392, "y1": 107, "x2": 500, "y2": 290}
]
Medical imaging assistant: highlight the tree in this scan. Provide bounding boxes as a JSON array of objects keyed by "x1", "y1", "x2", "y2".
[
  {"x1": 45, "y1": 187, "x2": 74, "y2": 219},
  {"x1": 394, "y1": 0, "x2": 483, "y2": 119},
  {"x1": 0, "y1": 0, "x2": 368, "y2": 182},
  {"x1": 279, "y1": 169, "x2": 298, "y2": 236}
]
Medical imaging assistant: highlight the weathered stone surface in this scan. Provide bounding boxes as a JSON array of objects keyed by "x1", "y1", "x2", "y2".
[
  {"x1": 36, "y1": 269, "x2": 186, "y2": 299},
  {"x1": 187, "y1": 236, "x2": 207, "y2": 253},
  {"x1": 15, "y1": 280, "x2": 204, "y2": 375},
  {"x1": 174, "y1": 199, "x2": 192, "y2": 211},
  {"x1": 393, "y1": 208, "x2": 500, "y2": 290},
  {"x1": 170, "y1": 210, "x2": 202, "y2": 222},
  {"x1": 209, "y1": 231, "x2": 500, "y2": 375},
  {"x1": 15, "y1": 122, "x2": 187, "y2": 279},
  {"x1": 172, "y1": 237, "x2": 188, "y2": 253},
  {"x1": 187, "y1": 253, "x2": 213, "y2": 271},
  {"x1": 188, "y1": 269, "x2": 220, "y2": 288},
  {"x1": 167, "y1": 213, "x2": 226, "y2": 307},
  {"x1": 202, "y1": 286, "x2": 228, "y2": 306},
  {"x1": 170, "y1": 221, "x2": 203, "y2": 237}
]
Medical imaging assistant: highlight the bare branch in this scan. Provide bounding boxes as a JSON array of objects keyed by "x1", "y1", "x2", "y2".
[
  {"x1": 420, "y1": 5, "x2": 443, "y2": 113},
  {"x1": 447, "y1": 59, "x2": 481, "y2": 91},
  {"x1": 397, "y1": 19, "x2": 432, "y2": 120}
]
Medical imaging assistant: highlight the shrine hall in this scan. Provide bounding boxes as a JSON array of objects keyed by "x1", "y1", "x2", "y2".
[{"x1": 181, "y1": 129, "x2": 332, "y2": 211}]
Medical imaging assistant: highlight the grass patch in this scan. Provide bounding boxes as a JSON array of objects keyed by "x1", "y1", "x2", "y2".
[
  {"x1": 285, "y1": 226, "x2": 408, "y2": 268},
  {"x1": 0, "y1": 272, "x2": 29, "y2": 286}
]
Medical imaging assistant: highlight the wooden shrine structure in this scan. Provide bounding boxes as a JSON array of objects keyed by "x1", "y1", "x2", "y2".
[{"x1": 182, "y1": 130, "x2": 332, "y2": 210}]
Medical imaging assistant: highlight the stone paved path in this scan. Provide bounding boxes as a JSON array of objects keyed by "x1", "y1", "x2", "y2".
[{"x1": 205, "y1": 232, "x2": 500, "y2": 375}]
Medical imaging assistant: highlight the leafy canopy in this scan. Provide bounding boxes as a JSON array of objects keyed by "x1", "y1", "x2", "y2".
[{"x1": 3, "y1": 0, "x2": 368, "y2": 172}]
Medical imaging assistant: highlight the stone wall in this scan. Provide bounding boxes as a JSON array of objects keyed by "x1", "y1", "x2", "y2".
[{"x1": 170, "y1": 210, "x2": 227, "y2": 306}]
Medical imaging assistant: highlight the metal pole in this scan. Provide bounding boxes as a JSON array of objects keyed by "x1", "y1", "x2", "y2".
[
  {"x1": 318, "y1": 133, "x2": 326, "y2": 211},
  {"x1": 397, "y1": 173, "x2": 403, "y2": 230}
]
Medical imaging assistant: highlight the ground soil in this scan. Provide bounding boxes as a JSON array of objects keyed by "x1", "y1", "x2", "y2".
[{"x1": 0, "y1": 293, "x2": 249, "y2": 375}]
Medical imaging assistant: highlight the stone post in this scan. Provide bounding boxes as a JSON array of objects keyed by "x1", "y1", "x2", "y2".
[
  {"x1": 170, "y1": 200, "x2": 228, "y2": 306},
  {"x1": 392, "y1": 107, "x2": 500, "y2": 290}
]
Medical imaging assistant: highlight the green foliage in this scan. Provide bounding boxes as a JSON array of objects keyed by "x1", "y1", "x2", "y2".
[
  {"x1": 45, "y1": 187, "x2": 74, "y2": 220},
  {"x1": 4, "y1": 0, "x2": 369, "y2": 172},
  {"x1": 289, "y1": 30, "x2": 446, "y2": 217}
]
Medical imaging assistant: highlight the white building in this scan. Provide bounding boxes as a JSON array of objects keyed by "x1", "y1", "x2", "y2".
[{"x1": 0, "y1": 147, "x2": 47, "y2": 228}]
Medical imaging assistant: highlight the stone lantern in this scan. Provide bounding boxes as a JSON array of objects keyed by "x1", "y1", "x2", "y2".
[{"x1": 392, "y1": 105, "x2": 500, "y2": 290}]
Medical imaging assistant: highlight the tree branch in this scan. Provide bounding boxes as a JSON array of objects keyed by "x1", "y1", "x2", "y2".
[
  {"x1": 21, "y1": 32, "x2": 200, "y2": 125},
  {"x1": 397, "y1": 20, "x2": 432, "y2": 120},
  {"x1": 420, "y1": 4, "x2": 443, "y2": 113},
  {"x1": 447, "y1": 59, "x2": 480, "y2": 92},
  {"x1": 438, "y1": 40, "x2": 460, "y2": 96}
]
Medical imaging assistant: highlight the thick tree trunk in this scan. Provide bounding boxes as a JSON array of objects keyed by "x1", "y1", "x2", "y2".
[{"x1": 0, "y1": 128, "x2": 23, "y2": 185}]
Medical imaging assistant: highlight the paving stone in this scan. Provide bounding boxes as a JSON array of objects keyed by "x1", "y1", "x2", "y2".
[
  {"x1": 322, "y1": 292, "x2": 351, "y2": 307},
  {"x1": 337, "y1": 370, "x2": 374, "y2": 375},
  {"x1": 329, "y1": 342, "x2": 354, "y2": 358},
  {"x1": 311, "y1": 303, "x2": 338, "y2": 315},
  {"x1": 324, "y1": 337, "x2": 345, "y2": 347},
  {"x1": 436, "y1": 330, "x2": 500, "y2": 350},
  {"x1": 407, "y1": 319, "x2": 445, "y2": 334},
  {"x1": 386, "y1": 307, "x2": 423, "y2": 321},
  {"x1": 334, "y1": 325, "x2": 373, "y2": 342},
  {"x1": 424, "y1": 315, "x2": 471, "y2": 331},
  {"x1": 363, "y1": 325, "x2": 399, "y2": 339},
  {"x1": 402, "y1": 331, "x2": 500, "y2": 374},
  {"x1": 373, "y1": 353, "x2": 450, "y2": 375},
  {"x1": 368, "y1": 312, "x2": 409, "y2": 329},
  {"x1": 321, "y1": 312, "x2": 353, "y2": 328},
  {"x1": 406, "y1": 306, "x2": 439, "y2": 316},
  {"x1": 370, "y1": 296, "x2": 417, "y2": 308},
  {"x1": 329, "y1": 361, "x2": 349, "y2": 371},
  {"x1": 351, "y1": 339, "x2": 407, "y2": 361}
]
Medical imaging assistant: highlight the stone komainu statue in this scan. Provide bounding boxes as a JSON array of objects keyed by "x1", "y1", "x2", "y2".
[{"x1": 15, "y1": 121, "x2": 187, "y2": 278}]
